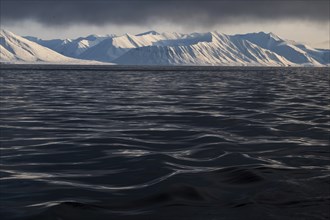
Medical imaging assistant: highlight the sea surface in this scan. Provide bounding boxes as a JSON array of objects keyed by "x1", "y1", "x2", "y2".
[{"x1": 0, "y1": 66, "x2": 329, "y2": 220}]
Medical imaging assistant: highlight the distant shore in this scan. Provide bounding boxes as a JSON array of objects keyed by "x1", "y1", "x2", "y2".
[{"x1": 1, "y1": 63, "x2": 328, "y2": 72}]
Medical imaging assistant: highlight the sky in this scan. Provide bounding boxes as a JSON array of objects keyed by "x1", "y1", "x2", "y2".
[{"x1": 0, "y1": 0, "x2": 329, "y2": 48}]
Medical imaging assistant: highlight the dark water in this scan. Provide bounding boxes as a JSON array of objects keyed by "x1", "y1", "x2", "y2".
[{"x1": 0, "y1": 66, "x2": 329, "y2": 220}]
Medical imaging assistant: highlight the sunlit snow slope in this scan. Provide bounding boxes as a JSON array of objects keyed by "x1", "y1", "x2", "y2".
[{"x1": 0, "y1": 30, "x2": 104, "y2": 64}]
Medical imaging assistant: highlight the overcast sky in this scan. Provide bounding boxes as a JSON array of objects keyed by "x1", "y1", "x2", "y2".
[{"x1": 1, "y1": 0, "x2": 329, "y2": 48}]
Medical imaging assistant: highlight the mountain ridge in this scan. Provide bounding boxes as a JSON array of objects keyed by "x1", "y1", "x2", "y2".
[{"x1": 1, "y1": 29, "x2": 329, "y2": 66}]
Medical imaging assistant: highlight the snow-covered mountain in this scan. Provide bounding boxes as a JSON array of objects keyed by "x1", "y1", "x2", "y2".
[
  {"x1": 25, "y1": 34, "x2": 114, "y2": 58},
  {"x1": 234, "y1": 32, "x2": 328, "y2": 66},
  {"x1": 77, "y1": 32, "x2": 200, "y2": 62},
  {"x1": 112, "y1": 31, "x2": 327, "y2": 66},
  {"x1": 0, "y1": 30, "x2": 105, "y2": 64},
  {"x1": 1, "y1": 29, "x2": 329, "y2": 66},
  {"x1": 114, "y1": 32, "x2": 294, "y2": 66}
]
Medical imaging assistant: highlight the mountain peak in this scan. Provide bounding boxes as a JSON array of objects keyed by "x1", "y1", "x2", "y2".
[
  {"x1": 136, "y1": 31, "x2": 159, "y2": 36},
  {"x1": 84, "y1": 34, "x2": 114, "y2": 41},
  {"x1": 268, "y1": 32, "x2": 281, "y2": 41},
  {"x1": 85, "y1": 34, "x2": 100, "y2": 41},
  {"x1": 209, "y1": 31, "x2": 226, "y2": 37},
  {"x1": 253, "y1": 31, "x2": 281, "y2": 41}
]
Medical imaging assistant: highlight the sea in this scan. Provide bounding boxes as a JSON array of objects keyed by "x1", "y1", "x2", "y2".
[{"x1": 0, "y1": 65, "x2": 329, "y2": 220}]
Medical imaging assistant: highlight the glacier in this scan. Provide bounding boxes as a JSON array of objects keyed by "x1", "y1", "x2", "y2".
[{"x1": 1, "y1": 29, "x2": 329, "y2": 66}]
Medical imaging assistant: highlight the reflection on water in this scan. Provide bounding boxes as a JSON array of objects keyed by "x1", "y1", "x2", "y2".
[{"x1": 0, "y1": 66, "x2": 329, "y2": 220}]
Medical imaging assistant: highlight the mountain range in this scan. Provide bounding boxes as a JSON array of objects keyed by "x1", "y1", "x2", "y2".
[{"x1": 1, "y1": 29, "x2": 329, "y2": 66}]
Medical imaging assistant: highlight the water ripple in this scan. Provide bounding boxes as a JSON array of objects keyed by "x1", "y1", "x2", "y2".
[{"x1": 0, "y1": 67, "x2": 329, "y2": 220}]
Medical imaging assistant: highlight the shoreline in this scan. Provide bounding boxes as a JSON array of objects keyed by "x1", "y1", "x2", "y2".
[{"x1": 1, "y1": 63, "x2": 328, "y2": 71}]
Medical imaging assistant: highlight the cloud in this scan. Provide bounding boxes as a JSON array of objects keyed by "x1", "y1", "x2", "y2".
[{"x1": 1, "y1": 0, "x2": 329, "y2": 27}]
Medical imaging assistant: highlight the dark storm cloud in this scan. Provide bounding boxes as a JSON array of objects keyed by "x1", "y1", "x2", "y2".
[{"x1": 1, "y1": 0, "x2": 329, "y2": 26}]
